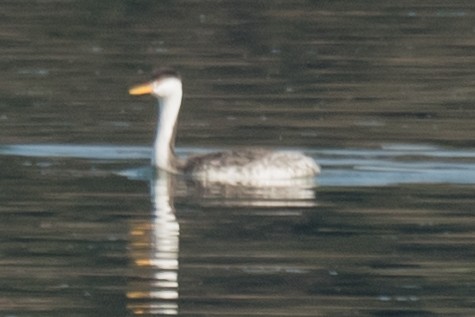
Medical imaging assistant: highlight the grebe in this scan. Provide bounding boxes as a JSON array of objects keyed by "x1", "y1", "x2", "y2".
[{"x1": 129, "y1": 68, "x2": 320, "y2": 184}]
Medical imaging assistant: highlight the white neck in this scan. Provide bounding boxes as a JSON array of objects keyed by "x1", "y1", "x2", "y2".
[{"x1": 153, "y1": 91, "x2": 182, "y2": 172}]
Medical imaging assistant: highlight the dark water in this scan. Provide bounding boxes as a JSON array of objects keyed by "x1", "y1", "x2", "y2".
[{"x1": 1, "y1": 1, "x2": 474, "y2": 316}]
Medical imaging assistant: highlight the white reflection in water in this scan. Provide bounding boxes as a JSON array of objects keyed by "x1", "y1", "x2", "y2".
[
  {"x1": 126, "y1": 168, "x2": 318, "y2": 315},
  {"x1": 185, "y1": 176, "x2": 317, "y2": 207},
  {"x1": 127, "y1": 171, "x2": 179, "y2": 315}
]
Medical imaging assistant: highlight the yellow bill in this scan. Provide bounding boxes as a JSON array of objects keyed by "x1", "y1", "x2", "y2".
[{"x1": 129, "y1": 82, "x2": 153, "y2": 95}]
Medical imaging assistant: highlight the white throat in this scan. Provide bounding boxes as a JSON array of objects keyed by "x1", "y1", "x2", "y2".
[{"x1": 153, "y1": 82, "x2": 183, "y2": 172}]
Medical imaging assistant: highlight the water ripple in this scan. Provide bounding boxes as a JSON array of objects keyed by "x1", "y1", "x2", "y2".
[{"x1": 1, "y1": 143, "x2": 474, "y2": 187}]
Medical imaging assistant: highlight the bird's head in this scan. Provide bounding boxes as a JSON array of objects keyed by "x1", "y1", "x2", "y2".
[{"x1": 129, "y1": 68, "x2": 182, "y2": 98}]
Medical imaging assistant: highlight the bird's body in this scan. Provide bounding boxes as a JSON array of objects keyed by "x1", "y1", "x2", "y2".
[
  {"x1": 129, "y1": 68, "x2": 320, "y2": 184},
  {"x1": 184, "y1": 148, "x2": 318, "y2": 183}
]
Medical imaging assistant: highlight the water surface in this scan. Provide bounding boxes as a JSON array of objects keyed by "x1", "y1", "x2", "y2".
[{"x1": 0, "y1": 1, "x2": 474, "y2": 317}]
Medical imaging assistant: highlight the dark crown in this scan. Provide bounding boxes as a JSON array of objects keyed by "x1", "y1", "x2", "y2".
[{"x1": 151, "y1": 68, "x2": 181, "y2": 81}]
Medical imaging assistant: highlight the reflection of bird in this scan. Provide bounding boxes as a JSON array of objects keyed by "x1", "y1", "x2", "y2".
[{"x1": 129, "y1": 68, "x2": 320, "y2": 184}]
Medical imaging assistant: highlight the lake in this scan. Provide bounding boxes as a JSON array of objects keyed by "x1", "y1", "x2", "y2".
[{"x1": 0, "y1": 1, "x2": 474, "y2": 316}]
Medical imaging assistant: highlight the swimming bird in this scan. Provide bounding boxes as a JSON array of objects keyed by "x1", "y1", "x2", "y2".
[{"x1": 129, "y1": 68, "x2": 320, "y2": 184}]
